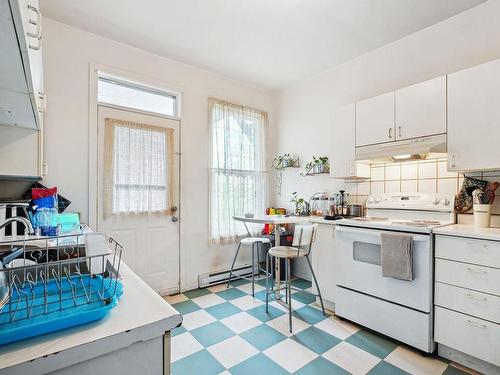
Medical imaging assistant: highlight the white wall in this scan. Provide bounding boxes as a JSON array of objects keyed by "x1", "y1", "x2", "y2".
[
  {"x1": 41, "y1": 18, "x2": 277, "y2": 291},
  {"x1": 274, "y1": 0, "x2": 500, "y2": 210}
]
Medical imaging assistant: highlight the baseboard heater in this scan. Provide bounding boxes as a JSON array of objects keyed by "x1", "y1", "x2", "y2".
[{"x1": 198, "y1": 265, "x2": 254, "y2": 288}]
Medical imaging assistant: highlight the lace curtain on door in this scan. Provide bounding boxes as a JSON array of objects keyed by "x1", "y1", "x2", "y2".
[{"x1": 103, "y1": 118, "x2": 174, "y2": 217}]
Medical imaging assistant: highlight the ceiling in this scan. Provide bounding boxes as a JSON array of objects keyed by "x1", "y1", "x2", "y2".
[{"x1": 40, "y1": 0, "x2": 486, "y2": 90}]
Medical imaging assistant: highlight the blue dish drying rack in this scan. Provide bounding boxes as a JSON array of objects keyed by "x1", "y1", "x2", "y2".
[{"x1": 0, "y1": 233, "x2": 124, "y2": 346}]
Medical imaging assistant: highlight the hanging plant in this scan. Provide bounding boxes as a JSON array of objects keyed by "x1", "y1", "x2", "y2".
[{"x1": 272, "y1": 153, "x2": 299, "y2": 196}]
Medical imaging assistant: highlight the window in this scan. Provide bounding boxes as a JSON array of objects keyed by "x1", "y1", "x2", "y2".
[
  {"x1": 103, "y1": 118, "x2": 174, "y2": 217},
  {"x1": 98, "y1": 75, "x2": 178, "y2": 117},
  {"x1": 209, "y1": 98, "x2": 268, "y2": 242}
]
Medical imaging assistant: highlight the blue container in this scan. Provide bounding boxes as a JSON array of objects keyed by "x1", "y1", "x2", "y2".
[
  {"x1": 33, "y1": 195, "x2": 58, "y2": 209},
  {"x1": 0, "y1": 276, "x2": 123, "y2": 346}
]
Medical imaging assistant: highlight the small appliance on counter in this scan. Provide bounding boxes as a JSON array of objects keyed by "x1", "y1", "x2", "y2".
[
  {"x1": 309, "y1": 192, "x2": 335, "y2": 216},
  {"x1": 322, "y1": 190, "x2": 364, "y2": 220}
]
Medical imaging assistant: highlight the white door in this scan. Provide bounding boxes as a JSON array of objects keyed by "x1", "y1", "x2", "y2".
[
  {"x1": 395, "y1": 76, "x2": 446, "y2": 141},
  {"x1": 355, "y1": 92, "x2": 395, "y2": 147},
  {"x1": 448, "y1": 57, "x2": 500, "y2": 172},
  {"x1": 97, "y1": 106, "x2": 180, "y2": 295}
]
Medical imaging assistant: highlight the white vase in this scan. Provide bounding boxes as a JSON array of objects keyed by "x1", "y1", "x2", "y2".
[{"x1": 473, "y1": 204, "x2": 491, "y2": 228}]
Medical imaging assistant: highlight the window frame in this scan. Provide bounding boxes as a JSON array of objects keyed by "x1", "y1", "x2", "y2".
[{"x1": 97, "y1": 72, "x2": 181, "y2": 120}]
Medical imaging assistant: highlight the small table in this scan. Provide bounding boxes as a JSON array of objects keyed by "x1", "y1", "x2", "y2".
[{"x1": 233, "y1": 215, "x2": 312, "y2": 299}]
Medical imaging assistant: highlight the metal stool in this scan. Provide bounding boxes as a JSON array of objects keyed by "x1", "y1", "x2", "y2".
[
  {"x1": 265, "y1": 224, "x2": 326, "y2": 332},
  {"x1": 227, "y1": 237, "x2": 271, "y2": 296}
]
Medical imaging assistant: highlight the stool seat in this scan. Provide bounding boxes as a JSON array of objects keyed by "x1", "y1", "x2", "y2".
[
  {"x1": 269, "y1": 246, "x2": 306, "y2": 258},
  {"x1": 241, "y1": 237, "x2": 271, "y2": 245},
  {"x1": 227, "y1": 236, "x2": 271, "y2": 296}
]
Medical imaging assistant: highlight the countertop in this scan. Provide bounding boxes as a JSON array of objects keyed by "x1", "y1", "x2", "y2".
[
  {"x1": 310, "y1": 217, "x2": 337, "y2": 225},
  {"x1": 0, "y1": 263, "x2": 182, "y2": 374},
  {"x1": 433, "y1": 224, "x2": 500, "y2": 241},
  {"x1": 234, "y1": 215, "x2": 337, "y2": 226}
]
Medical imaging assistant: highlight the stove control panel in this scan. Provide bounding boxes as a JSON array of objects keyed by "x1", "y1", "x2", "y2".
[{"x1": 366, "y1": 193, "x2": 455, "y2": 211}]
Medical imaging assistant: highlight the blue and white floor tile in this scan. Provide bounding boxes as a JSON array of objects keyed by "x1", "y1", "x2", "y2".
[{"x1": 166, "y1": 278, "x2": 474, "y2": 375}]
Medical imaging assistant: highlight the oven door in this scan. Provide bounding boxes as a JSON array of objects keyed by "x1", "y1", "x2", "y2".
[{"x1": 335, "y1": 225, "x2": 432, "y2": 312}]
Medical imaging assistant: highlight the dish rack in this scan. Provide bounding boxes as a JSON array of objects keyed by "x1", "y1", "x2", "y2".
[{"x1": 0, "y1": 231, "x2": 124, "y2": 346}]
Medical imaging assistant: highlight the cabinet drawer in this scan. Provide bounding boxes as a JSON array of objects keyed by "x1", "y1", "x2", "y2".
[
  {"x1": 435, "y1": 259, "x2": 500, "y2": 296},
  {"x1": 436, "y1": 235, "x2": 500, "y2": 269},
  {"x1": 435, "y1": 306, "x2": 500, "y2": 366},
  {"x1": 435, "y1": 283, "x2": 500, "y2": 323}
]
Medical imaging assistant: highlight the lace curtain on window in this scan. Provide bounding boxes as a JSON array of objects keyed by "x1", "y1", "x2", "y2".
[
  {"x1": 103, "y1": 118, "x2": 174, "y2": 217},
  {"x1": 209, "y1": 98, "x2": 268, "y2": 243}
]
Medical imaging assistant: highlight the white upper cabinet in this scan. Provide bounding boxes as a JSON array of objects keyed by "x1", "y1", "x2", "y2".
[
  {"x1": 0, "y1": 0, "x2": 44, "y2": 130},
  {"x1": 395, "y1": 76, "x2": 446, "y2": 141},
  {"x1": 355, "y1": 92, "x2": 394, "y2": 147},
  {"x1": 15, "y1": 0, "x2": 44, "y2": 111},
  {"x1": 448, "y1": 58, "x2": 500, "y2": 172},
  {"x1": 331, "y1": 104, "x2": 370, "y2": 179},
  {"x1": 0, "y1": 0, "x2": 28, "y2": 93}
]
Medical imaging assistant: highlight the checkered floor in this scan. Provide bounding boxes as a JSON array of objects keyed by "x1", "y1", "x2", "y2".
[{"x1": 165, "y1": 278, "x2": 473, "y2": 375}]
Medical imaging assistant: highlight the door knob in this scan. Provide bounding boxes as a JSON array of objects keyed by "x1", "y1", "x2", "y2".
[{"x1": 172, "y1": 216, "x2": 178, "y2": 222}]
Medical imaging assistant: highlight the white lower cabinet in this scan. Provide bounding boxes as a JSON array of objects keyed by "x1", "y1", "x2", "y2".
[
  {"x1": 435, "y1": 283, "x2": 500, "y2": 324},
  {"x1": 435, "y1": 307, "x2": 500, "y2": 367},
  {"x1": 311, "y1": 223, "x2": 336, "y2": 309},
  {"x1": 434, "y1": 234, "x2": 500, "y2": 372}
]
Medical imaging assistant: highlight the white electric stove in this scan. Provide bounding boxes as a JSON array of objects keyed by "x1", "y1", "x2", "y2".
[{"x1": 334, "y1": 193, "x2": 455, "y2": 353}]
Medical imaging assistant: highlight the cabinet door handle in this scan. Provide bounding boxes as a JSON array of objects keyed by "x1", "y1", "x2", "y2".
[
  {"x1": 398, "y1": 126, "x2": 402, "y2": 138},
  {"x1": 465, "y1": 293, "x2": 487, "y2": 302},
  {"x1": 450, "y1": 154, "x2": 456, "y2": 168},
  {"x1": 467, "y1": 267, "x2": 488, "y2": 276},
  {"x1": 29, "y1": 36, "x2": 42, "y2": 51},
  {"x1": 27, "y1": 5, "x2": 42, "y2": 39},
  {"x1": 388, "y1": 127, "x2": 393, "y2": 139},
  {"x1": 466, "y1": 320, "x2": 487, "y2": 329},
  {"x1": 467, "y1": 243, "x2": 488, "y2": 253}
]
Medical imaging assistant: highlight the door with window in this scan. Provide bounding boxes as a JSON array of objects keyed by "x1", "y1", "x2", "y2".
[{"x1": 97, "y1": 105, "x2": 180, "y2": 295}]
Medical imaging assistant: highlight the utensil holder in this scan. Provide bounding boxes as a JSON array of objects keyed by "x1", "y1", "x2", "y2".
[{"x1": 473, "y1": 204, "x2": 491, "y2": 228}]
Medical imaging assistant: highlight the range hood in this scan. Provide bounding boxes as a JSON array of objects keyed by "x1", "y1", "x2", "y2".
[{"x1": 355, "y1": 134, "x2": 446, "y2": 161}]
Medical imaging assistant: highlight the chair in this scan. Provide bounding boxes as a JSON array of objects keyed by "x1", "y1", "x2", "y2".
[
  {"x1": 227, "y1": 237, "x2": 271, "y2": 296},
  {"x1": 265, "y1": 224, "x2": 326, "y2": 332}
]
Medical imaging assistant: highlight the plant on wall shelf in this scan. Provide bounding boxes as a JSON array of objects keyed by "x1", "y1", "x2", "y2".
[
  {"x1": 290, "y1": 192, "x2": 310, "y2": 216},
  {"x1": 302, "y1": 156, "x2": 329, "y2": 176},
  {"x1": 272, "y1": 153, "x2": 299, "y2": 196}
]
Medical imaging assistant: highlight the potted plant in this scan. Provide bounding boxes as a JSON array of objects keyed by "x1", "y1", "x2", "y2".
[
  {"x1": 304, "y1": 156, "x2": 329, "y2": 175},
  {"x1": 290, "y1": 192, "x2": 310, "y2": 216},
  {"x1": 272, "y1": 153, "x2": 296, "y2": 169}
]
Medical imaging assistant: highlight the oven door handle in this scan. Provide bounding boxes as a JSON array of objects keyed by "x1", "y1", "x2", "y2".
[{"x1": 335, "y1": 226, "x2": 429, "y2": 242}]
